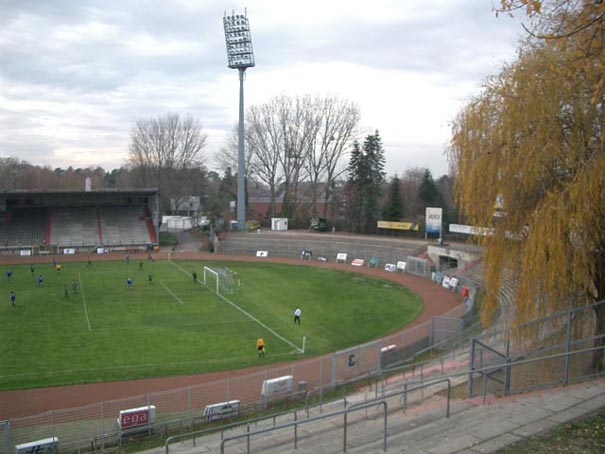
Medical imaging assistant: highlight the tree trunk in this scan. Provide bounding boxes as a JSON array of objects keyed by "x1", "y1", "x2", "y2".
[
  {"x1": 591, "y1": 302, "x2": 605, "y2": 372},
  {"x1": 591, "y1": 246, "x2": 605, "y2": 372},
  {"x1": 270, "y1": 184, "x2": 276, "y2": 219}
]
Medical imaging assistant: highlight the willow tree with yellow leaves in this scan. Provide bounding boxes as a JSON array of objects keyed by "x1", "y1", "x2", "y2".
[{"x1": 449, "y1": 0, "x2": 605, "y2": 370}]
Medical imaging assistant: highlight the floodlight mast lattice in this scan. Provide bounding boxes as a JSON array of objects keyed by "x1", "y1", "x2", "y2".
[{"x1": 223, "y1": 10, "x2": 255, "y2": 231}]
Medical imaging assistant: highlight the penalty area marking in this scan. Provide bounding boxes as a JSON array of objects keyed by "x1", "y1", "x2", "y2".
[
  {"x1": 78, "y1": 273, "x2": 92, "y2": 331},
  {"x1": 160, "y1": 281, "x2": 185, "y2": 305},
  {"x1": 168, "y1": 257, "x2": 304, "y2": 353}
]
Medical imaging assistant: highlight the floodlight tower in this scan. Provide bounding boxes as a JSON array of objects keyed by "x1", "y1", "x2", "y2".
[{"x1": 223, "y1": 10, "x2": 255, "y2": 231}]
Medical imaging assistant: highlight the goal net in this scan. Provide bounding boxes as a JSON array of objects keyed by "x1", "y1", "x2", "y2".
[{"x1": 203, "y1": 266, "x2": 240, "y2": 295}]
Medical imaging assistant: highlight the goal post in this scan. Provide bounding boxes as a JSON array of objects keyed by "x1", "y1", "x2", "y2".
[
  {"x1": 203, "y1": 266, "x2": 220, "y2": 293},
  {"x1": 203, "y1": 266, "x2": 240, "y2": 295}
]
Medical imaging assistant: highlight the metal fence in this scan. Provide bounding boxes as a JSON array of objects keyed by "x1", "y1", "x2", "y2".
[
  {"x1": 405, "y1": 256, "x2": 430, "y2": 278},
  {"x1": 468, "y1": 300, "x2": 605, "y2": 399}
]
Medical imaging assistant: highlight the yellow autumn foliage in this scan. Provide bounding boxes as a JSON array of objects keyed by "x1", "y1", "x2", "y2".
[{"x1": 450, "y1": 2, "x2": 605, "y2": 336}]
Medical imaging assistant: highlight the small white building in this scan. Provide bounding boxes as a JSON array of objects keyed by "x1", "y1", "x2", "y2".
[
  {"x1": 161, "y1": 215, "x2": 208, "y2": 232},
  {"x1": 271, "y1": 218, "x2": 288, "y2": 231}
]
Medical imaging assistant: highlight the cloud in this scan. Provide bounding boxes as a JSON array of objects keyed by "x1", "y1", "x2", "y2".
[{"x1": 0, "y1": 0, "x2": 523, "y2": 176}]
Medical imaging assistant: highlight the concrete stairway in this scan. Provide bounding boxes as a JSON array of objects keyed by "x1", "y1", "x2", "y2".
[{"x1": 154, "y1": 376, "x2": 605, "y2": 454}]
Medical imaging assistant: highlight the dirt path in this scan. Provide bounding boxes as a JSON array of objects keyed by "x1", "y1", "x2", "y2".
[{"x1": 0, "y1": 249, "x2": 461, "y2": 419}]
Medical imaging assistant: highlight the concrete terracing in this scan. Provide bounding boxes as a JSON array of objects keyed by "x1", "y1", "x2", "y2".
[
  {"x1": 147, "y1": 376, "x2": 605, "y2": 454},
  {"x1": 220, "y1": 230, "x2": 429, "y2": 265}
]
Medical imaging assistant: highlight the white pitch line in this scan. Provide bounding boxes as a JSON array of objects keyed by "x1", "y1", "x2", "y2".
[
  {"x1": 160, "y1": 281, "x2": 185, "y2": 304},
  {"x1": 168, "y1": 258, "x2": 303, "y2": 353},
  {"x1": 78, "y1": 273, "x2": 92, "y2": 331}
]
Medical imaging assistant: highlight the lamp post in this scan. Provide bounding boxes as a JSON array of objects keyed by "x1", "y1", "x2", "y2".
[{"x1": 223, "y1": 11, "x2": 255, "y2": 231}]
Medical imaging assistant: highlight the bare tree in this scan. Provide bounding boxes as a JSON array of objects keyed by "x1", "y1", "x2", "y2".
[
  {"x1": 246, "y1": 99, "x2": 284, "y2": 218},
  {"x1": 306, "y1": 96, "x2": 360, "y2": 217},
  {"x1": 214, "y1": 125, "x2": 256, "y2": 211},
  {"x1": 245, "y1": 94, "x2": 359, "y2": 222},
  {"x1": 0, "y1": 157, "x2": 30, "y2": 190},
  {"x1": 129, "y1": 113, "x2": 207, "y2": 212},
  {"x1": 278, "y1": 95, "x2": 314, "y2": 220}
]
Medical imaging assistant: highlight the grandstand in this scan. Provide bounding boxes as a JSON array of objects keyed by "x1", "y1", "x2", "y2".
[
  {"x1": 0, "y1": 207, "x2": 45, "y2": 247},
  {"x1": 219, "y1": 230, "x2": 427, "y2": 265},
  {"x1": 0, "y1": 189, "x2": 159, "y2": 254}
]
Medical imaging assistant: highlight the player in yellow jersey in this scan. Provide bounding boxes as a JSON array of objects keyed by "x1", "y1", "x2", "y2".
[{"x1": 256, "y1": 337, "x2": 266, "y2": 358}]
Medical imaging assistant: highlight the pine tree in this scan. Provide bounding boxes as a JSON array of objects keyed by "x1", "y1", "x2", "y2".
[
  {"x1": 383, "y1": 175, "x2": 404, "y2": 221},
  {"x1": 418, "y1": 169, "x2": 439, "y2": 209},
  {"x1": 346, "y1": 131, "x2": 386, "y2": 233},
  {"x1": 346, "y1": 141, "x2": 364, "y2": 233}
]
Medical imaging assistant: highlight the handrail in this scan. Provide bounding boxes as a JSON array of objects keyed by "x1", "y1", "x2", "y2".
[
  {"x1": 373, "y1": 377, "x2": 451, "y2": 418},
  {"x1": 165, "y1": 407, "x2": 299, "y2": 453},
  {"x1": 220, "y1": 377, "x2": 451, "y2": 454},
  {"x1": 220, "y1": 400, "x2": 388, "y2": 454}
]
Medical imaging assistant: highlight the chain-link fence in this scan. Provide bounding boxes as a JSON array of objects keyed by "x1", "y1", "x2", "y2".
[{"x1": 469, "y1": 300, "x2": 605, "y2": 398}]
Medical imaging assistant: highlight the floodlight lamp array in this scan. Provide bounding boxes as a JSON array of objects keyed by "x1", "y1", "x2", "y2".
[{"x1": 223, "y1": 13, "x2": 255, "y2": 69}]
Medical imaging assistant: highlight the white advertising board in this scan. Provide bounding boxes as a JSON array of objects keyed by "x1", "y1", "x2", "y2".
[
  {"x1": 425, "y1": 207, "x2": 443, "y2": 235},
  {"x1": 15, "y1": 437, "x2": 58, "y2": 454},
  {"x1": 336, "y1": 253, "x2": 347, "y2": 263},
  {"x1": 203, "y1": 400, "x2": 240, "y2": 421},
  {"x1": 261, "y1": 375, "x2": 293, "y2": 399}
]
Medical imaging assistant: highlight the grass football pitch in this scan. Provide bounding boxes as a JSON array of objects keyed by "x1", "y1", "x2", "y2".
[{"x1": 0, "y1": 258, "x2": 423, "y2": 391}]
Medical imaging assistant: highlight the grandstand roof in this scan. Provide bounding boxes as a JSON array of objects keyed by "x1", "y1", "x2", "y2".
[
  {"x1": 0, "y1": 189, "x2": 159, "y2": 209},
  {"x1": 2, "y1": 188, "x2": 158, "y2": 196}
]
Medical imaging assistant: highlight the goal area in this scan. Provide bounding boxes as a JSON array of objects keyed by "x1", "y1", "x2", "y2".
[{"x1": 203, "y1": 266, "x2": 240, "y2": 295}]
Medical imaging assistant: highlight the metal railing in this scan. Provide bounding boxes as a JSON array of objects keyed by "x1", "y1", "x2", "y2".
[
  {"x1": 218, "y1": 378, "x2": 451, "y2": 454},
  {"x1": 220, "y1": 400, "x2": 388, "y2": 454},
  {"x1": 165, "y1": 407, "x2": 302, "y2": 453}
]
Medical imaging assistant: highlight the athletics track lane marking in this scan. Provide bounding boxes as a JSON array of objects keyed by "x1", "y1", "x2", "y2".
[
  {"x1": 78, "y1": 273, "x2": 92, "y2": 331},
  {"x1": 168, "y1": 258, "x2": 303, "y2": 353}
]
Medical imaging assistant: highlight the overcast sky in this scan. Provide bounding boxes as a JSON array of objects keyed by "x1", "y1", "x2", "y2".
[{"x1": 0, "y1": 0, "x2": 524, "y2": 177}]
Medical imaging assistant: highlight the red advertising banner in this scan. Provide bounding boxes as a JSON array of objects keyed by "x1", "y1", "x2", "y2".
[{"x1": 120, "y1": 408, "x2": 149, "y2": 429}]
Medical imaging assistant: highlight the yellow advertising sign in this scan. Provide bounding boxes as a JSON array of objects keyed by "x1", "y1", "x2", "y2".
[{"x1": 377, "y1": 221, "x2": 419, "y2": 231}]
